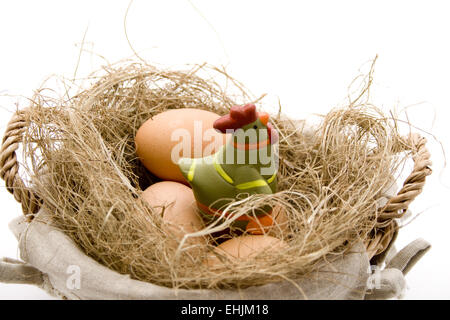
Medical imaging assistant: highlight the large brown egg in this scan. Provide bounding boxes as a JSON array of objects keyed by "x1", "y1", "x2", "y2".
[
  {"x1": 141, "y1": 181, "x2": 206, "y2": 247},
  {"x1": 135, "y1": 108, "x2": 228, "y2": 183},
  {"x1": 205, "y1": 235, "x2": 288, "y2": 267}
]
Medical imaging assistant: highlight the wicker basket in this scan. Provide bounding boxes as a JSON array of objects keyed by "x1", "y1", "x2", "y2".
[{"x1": 0, "y1": 110, "x2": 432, "y2": 300}]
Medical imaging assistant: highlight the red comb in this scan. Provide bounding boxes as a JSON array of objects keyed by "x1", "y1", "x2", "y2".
[{"x1": 213, "y1": 104, "x2": 258, "y2": 133}]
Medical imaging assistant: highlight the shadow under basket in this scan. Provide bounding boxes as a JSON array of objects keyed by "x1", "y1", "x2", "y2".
[{"x1": 0, "y1": 109, "x2": 432, "y2": 300}]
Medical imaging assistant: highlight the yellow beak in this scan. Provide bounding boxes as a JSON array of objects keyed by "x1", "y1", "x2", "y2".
[{"x1": 259, "y1": 112, "x2": 269, "y2": 126}]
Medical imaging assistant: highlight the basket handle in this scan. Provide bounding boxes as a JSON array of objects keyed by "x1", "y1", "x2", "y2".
[
  {"x1": 368, "y1": 133, "x2": 432, "y2": 262},
  {"x1": 0, "y1": 110, "x2": 41, "y2": 218},
  {"x1": 379, "y1": 133, "x2": 432, "y2": 221}
]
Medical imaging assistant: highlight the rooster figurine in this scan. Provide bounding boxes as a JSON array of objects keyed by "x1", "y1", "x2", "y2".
[{"x1": 178, "y1": 104, "x2": 279, "y2": 234}]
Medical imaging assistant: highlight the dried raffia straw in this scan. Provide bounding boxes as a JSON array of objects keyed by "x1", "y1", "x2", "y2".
[{"x1": 0, "y1": 60, "x2": 429, "y2": 290}]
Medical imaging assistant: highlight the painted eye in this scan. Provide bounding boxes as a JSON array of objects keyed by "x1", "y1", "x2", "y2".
[{"x1": 253, "y1": 125, "x2": 258, "y2": 129}]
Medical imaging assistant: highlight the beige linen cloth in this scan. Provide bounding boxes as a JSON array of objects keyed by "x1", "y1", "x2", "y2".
[{"x1": 0, "y1": 208, "x2": 430, "y2": 300}]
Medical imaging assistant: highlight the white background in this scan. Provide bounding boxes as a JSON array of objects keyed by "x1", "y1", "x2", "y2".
[{"x1": 0, "y1": 0, "x2": 449, "y2": 299}]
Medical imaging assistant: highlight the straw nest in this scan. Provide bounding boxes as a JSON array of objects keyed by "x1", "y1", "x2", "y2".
[{"x1": 18, "y1": 61, "x2": 411, "y2": 290}]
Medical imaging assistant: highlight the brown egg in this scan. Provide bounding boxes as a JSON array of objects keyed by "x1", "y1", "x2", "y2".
[
  {"x1": 205, "y1": 235, "x2": 288, "y2": 267},
  {"x1": 135, "y1": 108, "x2": 228, "y2": 183},
  {"x1": 141, "y1": 181, "x2": 206, "y2": 246}
]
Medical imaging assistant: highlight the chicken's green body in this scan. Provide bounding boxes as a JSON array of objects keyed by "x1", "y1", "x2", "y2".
[{"x1": 178, "y1": 104, "x2": 278, "y2": 234}]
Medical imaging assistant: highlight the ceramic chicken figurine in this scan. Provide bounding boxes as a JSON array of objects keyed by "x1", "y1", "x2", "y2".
[{"x1": 178, "y1": 104, "x2": 279, "y2": 234}]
